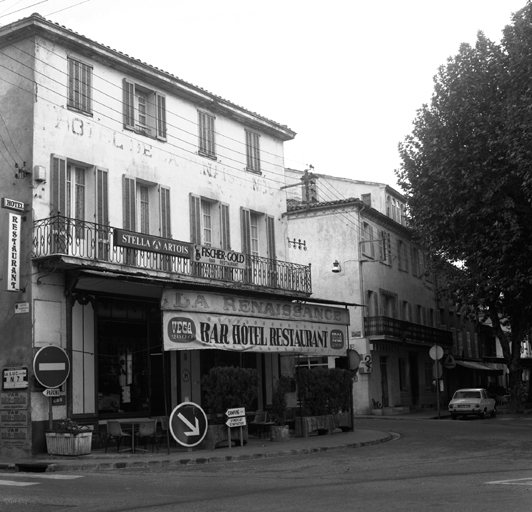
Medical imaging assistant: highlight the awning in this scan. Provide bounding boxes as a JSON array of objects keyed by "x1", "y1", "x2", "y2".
[{"x1": 456, "y1": 361, "x2": 504, "y2": 373}]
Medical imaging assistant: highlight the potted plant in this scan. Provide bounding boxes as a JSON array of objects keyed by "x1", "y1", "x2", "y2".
[
  {"x1": 269, "y1": 376, "x2": 292, "y2": 442},
  {"x1": 45, "y1": 419, "x2": 93, "y2": 456},
  {"x1": 295, "y1": 368, "x2": 353, "y2": 436},
  {"x1": 200, "y1": 366, "x2": 258, "y2": 448}
]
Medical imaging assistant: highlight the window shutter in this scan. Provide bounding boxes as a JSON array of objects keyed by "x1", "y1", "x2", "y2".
[
  {"x1": 51, "y1": 155, "x2": 67, "y2": 216},
  {"x1": 96, "y1": 168, "x2": 109, "y2": 226},
  {"x1": 123, "y1": 79, "x2": 135, "y2": 130},
  {"x1": 160, "y1": 186, "x2": 171, "y2": 238},
  {"x1": 241, "y1": 208, "x2": 251, "y2": 255},
  {"x1": 266, "y1": 215, "x2": 275, "y2": 259},
  {"x1": 189, "y1": 194, "x2": 201, "y2": 244},
  {"x1": 123, "y1": 176, "x2": 136, "y2": 230},
  {"x1": 221, "y1": 203, "x2": 230, "y2": 250},
  {"x1": 156, "y1": 93, "x2": 167, "y2": 141}
]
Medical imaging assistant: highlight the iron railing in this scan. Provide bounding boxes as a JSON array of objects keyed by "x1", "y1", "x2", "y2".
[
  {"x1": 364, "y1": 316, "x2": 453, "y2": 346},
  {"x1": 33, "y1": 216, "x2": 312, "y2": 294}
]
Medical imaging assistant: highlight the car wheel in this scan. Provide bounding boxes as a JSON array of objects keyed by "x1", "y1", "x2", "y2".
[
  {"x1": 491, "y1": 408, "x2": 497, "y2": 418},
  {"x1": 451, "y1": 414, "x2": 458, "y2": 420},
  {"x1": 482, "y1": 409, "x2": 489, "y2": 419}
]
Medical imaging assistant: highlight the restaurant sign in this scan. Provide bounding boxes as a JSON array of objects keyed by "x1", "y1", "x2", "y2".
[
  {"x1": 113, "y1": 229, "x2": 192, "y2": 258},
  {"x1": 193, "y1": 244, "x2": 246, "y2": 269},
  {"x1": 162, "y1": 290, "x2": 349, "y2": 357}
]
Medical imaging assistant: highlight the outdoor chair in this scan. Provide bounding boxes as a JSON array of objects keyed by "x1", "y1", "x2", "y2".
[
  {"x1": 249, "y1": 411, "x2": 274, "y2": 438},
  {"x1": 138, "y1": 419, "x2": 159, "y2": 452},
  {"x1": 105, "y1": 420, "x2": 133, "y2": 453}
]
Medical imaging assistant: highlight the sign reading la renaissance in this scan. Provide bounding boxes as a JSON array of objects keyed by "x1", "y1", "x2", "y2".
[
  {"x1": 114, "y1": 229, "x2": 191, "y2": 258},
  {"x1": 161, "y1": 290, "x2": 349, "y2": 356}
]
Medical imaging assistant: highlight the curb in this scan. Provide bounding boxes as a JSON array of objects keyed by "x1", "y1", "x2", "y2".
[{"x1": 10, "y1": 433, "x2": 394, "y2": 473}]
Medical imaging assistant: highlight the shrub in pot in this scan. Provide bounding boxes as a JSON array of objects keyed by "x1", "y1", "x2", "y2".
[
  {"x1": 201, "y1": 366, "x2": 258, "y2": 422},
  {"x1": 269, "y1": 376, "x2": 292, "y2": 442},
  {"x1": 45, "y1": 419, "x2": 92, "y2": 456}
]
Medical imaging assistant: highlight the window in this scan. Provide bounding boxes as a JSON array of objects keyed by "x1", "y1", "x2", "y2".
[
  {"x1": 402, "y1": 301, "x2": 411, "y2": 322},
  {"x1": 378, "y1": 230, "x2": 391, "y2": 264},
  {"x1": 190, "y1": 195, "x2": 230, "y2": 249},
  {"x1": 245, "y1": 130, "x2": 261, "y2": 173},
  {"x1": 411, "y1": 246, "x2": 420, "y2": 276},
  {"x1": 361, "y1": 193, "x2": 371, "y2": 207},
  {"x1": 361, "y1": 222, "x2": 375, "y2": 259},
  {"x1": 241, "y1": 208, "x2": 275, "y2": 258},
  {"x1": 68, "y1": 58, "x2": 92, "y2": 114},
  {"x1": 51, "y1": 155, "x2": 108, "y2": 254},
  {"x1": 123, "y1": 79, "x2": 166, "y2": 140},
  {"x1": 198, "y1": 110, "x2": 216, "y2": 158},
  {"x1": 397, "y1": 240, "x2": 409, "y2": 272},
  {"x1": 122, "y1": 176, "x2": 171, "y2": 237}
]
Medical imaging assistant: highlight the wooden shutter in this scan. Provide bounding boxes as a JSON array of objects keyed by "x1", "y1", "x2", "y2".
[
  {"x1": 266, "y1": 215, "x2": 275, "y2": 259},
  {"x1": 160, "y1": 186, "x2": 171, "y2": 238},
  {"x1": 189, "y1": 194, "x2": 201, "y2": 244},
  {"x1": 123, "y1": 78, "x2": 135, "y2": 130},
  {"x1": 123, "y1": 176, "x2": 136, "y2": 230},
  {"x1": 156, "y1": 93, "x2": 167, "y2": 141},
  {"x1": 96, "y1": 168, "x2": 108, "y2": 227},
  {"x1": 241, "y1": 208, "x2": 251, "y2": 255},
  {"x1": 221, "y1": 203, "x2": 230, "y2": 250},
  {"x1": 51, "y1": 155, "x2": 67, "y2": 216}
]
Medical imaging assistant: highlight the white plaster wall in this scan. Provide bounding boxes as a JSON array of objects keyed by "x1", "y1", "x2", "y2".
[{"x1": 31, "y1": 37, "x2": 289, "y2": 260}]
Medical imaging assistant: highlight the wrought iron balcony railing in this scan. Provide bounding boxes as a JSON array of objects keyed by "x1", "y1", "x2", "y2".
[
  {"x1": 364, "y1": 316, "x2": 453, "y2": 347},
  {"x1": 33, "y1": 216, "x2": 312, "y2": 294}
]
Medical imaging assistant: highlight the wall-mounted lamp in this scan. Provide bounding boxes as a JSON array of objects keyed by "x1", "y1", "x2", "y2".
[{"x1": 332, "y1": 260, "x2": 341, "y2": 273}]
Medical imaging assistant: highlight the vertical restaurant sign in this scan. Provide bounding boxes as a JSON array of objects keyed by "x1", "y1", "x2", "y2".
[{"x1": 7, "y1": 213, "x2": 20, "y2": 291}]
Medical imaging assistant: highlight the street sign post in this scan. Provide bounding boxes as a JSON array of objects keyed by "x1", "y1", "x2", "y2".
[
  {"x1": 42, "y1": 389, "x2": 61, "y2": 397},
  {"x1": 169, "y1": 402, "x2": 208, "y2": 448},
  {"x1": 429, "y1": 345, "x2": 444, "y2": 360},
  {"x1": 225, "y1": 407, "x2": 246, "y2": 448},
  {"x1": 33, "y1": 346, "x2": 70, "y2": 388},
  {"x1": 33, "y1": 345, "x2": 71, "y2": 430},
  {"x1": 443, "y1": 354, "x2": 456, "y2": 369}
]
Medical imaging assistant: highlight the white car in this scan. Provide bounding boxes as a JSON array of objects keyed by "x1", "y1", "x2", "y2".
[{"x1": 448, "y1": 388, "x2": 497, "y2": 420}]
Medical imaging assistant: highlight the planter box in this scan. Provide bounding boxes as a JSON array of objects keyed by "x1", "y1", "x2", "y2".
[
  {"x1": 200, "y1": 424, "x2": 249, "y2": 450},
  {"x1": 45, "y1": 432, "x2": 92, "y2": 456},
  {"x1": 331, "y1": 412, "x2": 352, "y2": 431},
  {"x1": 269, "y1": 425, "x2": 290, "y2": 442},
  {"x1": 371, "y1": 409, "x2": 383, "y2": 416},
  {"x1": 295, "y1": 415, "x2": 333, "y2": 437}
]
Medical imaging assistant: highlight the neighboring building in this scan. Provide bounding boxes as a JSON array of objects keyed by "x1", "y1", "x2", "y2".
[
  {"x1": 0, "y1": 15, "x2": 351, "y2": 458},
  {"x1": 285, "y1": 169, "x2": 503, "y2": 413}
]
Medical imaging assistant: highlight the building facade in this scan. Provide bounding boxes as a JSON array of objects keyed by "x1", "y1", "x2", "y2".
[
  {"x1": 0, "y1": 15, "x2": 350, "y2": 458},
  {"x1": 285, "y1": 169, "x2": 503, "y2": 414}
]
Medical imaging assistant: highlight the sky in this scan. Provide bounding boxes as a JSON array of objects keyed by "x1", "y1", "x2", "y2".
[{"x1": 0, "y1": 0, "x2": 528, "y2": 190}]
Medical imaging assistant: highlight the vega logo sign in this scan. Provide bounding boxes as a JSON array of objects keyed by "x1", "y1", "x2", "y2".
[{"x1": 167, "y1": 317, "x2": 196, "y2": 342}]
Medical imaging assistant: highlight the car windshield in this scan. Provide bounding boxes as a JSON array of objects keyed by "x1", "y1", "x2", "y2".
[{"x1": 454, "y1": 391, "x2": 481, "y2": 399}]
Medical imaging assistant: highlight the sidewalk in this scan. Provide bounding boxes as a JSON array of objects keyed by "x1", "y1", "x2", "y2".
[
  {"x1": 0, "y1": 427, "x2": 396, "y2": 473},
  {"x1": 0, "y1": 409, "x2": 452, "y2": 473}
]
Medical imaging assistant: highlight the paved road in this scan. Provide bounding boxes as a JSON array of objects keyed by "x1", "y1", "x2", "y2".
[{"x1": 2, "y1": 415, "x2": 532, "y2": 511}]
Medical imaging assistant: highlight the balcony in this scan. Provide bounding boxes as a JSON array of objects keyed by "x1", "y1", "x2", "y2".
[
  {"x1": 364, "y1": 316, "x2": 453, "y2": 347},
  {"x1": 33, "y1": 216, "x2": 312, "y2": 295}
]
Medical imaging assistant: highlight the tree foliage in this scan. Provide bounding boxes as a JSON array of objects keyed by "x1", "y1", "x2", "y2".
[{"x1": 397, "y1": 3, "x2": 532, "y2": 401}]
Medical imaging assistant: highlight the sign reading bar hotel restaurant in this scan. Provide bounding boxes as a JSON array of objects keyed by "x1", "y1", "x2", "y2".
[
  {"x1": 161, "y1": 290, "x2": 349, "y2": 357},
  {"x1": 113, "y1": 229, "x2": 192, "y2": 258}
]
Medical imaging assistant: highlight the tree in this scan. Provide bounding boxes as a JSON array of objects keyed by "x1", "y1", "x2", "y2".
[{"x1": 397, "y1": 3, "x2": 532, "y2": 407}]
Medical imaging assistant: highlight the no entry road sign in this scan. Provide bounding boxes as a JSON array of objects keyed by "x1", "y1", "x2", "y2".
[
  {"x1": 33, "y1": 345, "x2": 70, "y2": 388},
  {"x1": 169, "y1": 402, "x2": 208, "y2": 448}
]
